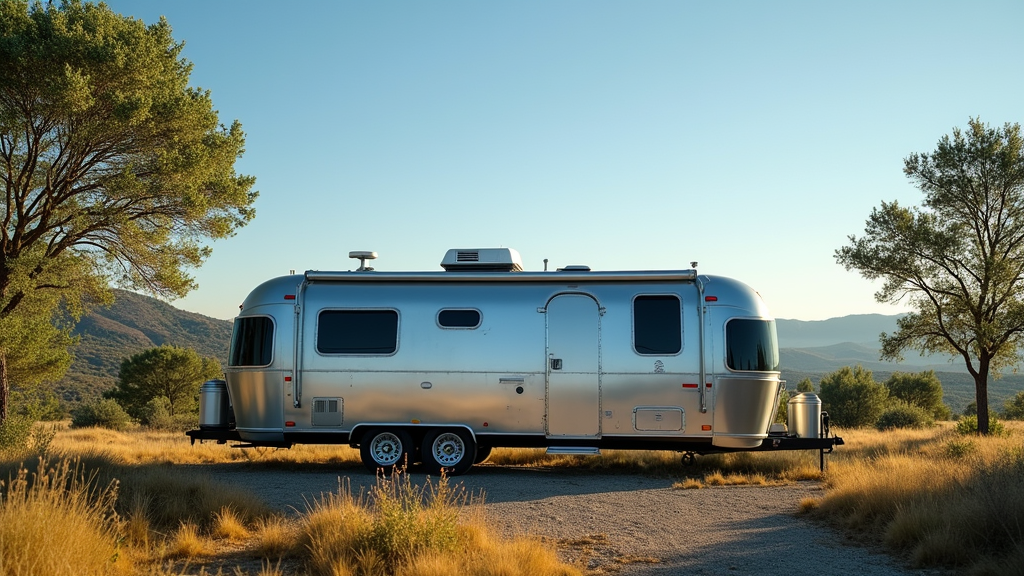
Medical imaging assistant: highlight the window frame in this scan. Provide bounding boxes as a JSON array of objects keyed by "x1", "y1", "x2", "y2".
[
  {"x1": 315, "y1": 308, "x2": 401, "y2": 356},
  {"x1": 631, "y1": 293, "x2": 683, "y2": 356},
  {"x1": 436, "y1": 308, "x2": 483, "y2": 330}
]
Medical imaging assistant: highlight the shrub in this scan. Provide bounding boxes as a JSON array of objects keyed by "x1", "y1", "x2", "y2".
[
  {"x1": 884, "y1": 371, "x2": 951, "y2": 420},
  {"x1": 955, "y1": 415, "x2": 1008, "y2": 437},
  {"x1": 818, "y1": 366, "x2": 888, "y2": 428},
  {"x1": 70, "y1": 399, "x2": 133, "y2": 431},
  {"x1": 875, "y1": 401, "x2": 934, "y2": 431},
  {"x1": 1002, "y1": 391, "x2": 1024, "y2": 420},
  {"x1": 139, "y1": 396, "x2": 199, "y2": 431}
]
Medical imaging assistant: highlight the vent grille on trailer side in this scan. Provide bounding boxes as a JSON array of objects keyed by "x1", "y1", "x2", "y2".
[{"x1": 312, "y1": 397, "x2": 343, "y2": 426}]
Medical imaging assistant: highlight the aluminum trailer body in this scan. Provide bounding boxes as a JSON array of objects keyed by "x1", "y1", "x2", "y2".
[{"x1": 192, "y1": 248, "x2": 839, "y2": 474}]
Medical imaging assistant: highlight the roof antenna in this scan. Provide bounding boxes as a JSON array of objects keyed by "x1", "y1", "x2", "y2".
[
  {"x1": 349, "y1": 251, "x2": 377, "y2": 271},
  {"x1": 543, "y1": 258, "x2": 549, "y2": 271},
  {"x1": 690, "y1": 261, "x2": 698, "y2": 269}
]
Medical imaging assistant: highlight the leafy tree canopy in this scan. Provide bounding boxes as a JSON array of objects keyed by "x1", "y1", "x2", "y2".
[
  {"x1": 0, "y1": 1, "x2": 256, "y2": 423},
  {"x1": 836, "y1": 118, "x2": 1024, "y2": 434},
  {"x1": 107, "y1": 345, "x2": 221, "y2": 418}
]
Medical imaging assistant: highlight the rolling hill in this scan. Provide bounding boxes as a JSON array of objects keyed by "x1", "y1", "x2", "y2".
[{"x1": 53, "y1": 290, "x2": 232, "y2": 403}]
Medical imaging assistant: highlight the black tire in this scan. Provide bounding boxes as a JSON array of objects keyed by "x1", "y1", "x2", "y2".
[
  {"x1": 474, "y1": 445, "x2": 493, "y2": 464},
  {"x1": 421, "y1": 428, "x2": 476, "y2": 476},
  {"x1": 359, "y1": 428, "x2": 413, "y2": 474}
]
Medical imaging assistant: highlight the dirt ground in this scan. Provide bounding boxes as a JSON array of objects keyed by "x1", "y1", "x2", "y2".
[{"x1": 199, "y1": 462, "x2": 928, "y2": 576}]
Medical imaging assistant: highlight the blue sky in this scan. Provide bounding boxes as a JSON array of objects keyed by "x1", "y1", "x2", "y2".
[{"x1": 102, "y1": 1, "x2": 1023, "y2": 321}]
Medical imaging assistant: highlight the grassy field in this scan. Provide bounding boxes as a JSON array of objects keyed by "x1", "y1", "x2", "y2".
[
  {"x1": 804, "y1": 422, "x2": 1024, "y2": 576},
  {"x1": 3, "y1": 422, "x2": 1022, "y2": 574}
]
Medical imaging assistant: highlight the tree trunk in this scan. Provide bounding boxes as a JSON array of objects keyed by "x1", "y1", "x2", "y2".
[
  {"x1": 0, "y1": 353, "x2": 8, "y2": 426},
  {"x1": 974, "y1": 369, "x2": 990, "y2": 435}
]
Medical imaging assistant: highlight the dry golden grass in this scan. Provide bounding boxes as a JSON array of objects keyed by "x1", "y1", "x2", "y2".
[
  {"x1": 212, "y1": 506, "x2": 253, "y2": 541},
  {"x1": 50, "y1": 423, "x2": 363, "y2": 467},
  {"x1": 0, "y1": 458, "x2": 131, "y2": 575},
  {"x1": 300, "y1": 471, "x2": 582, "y2": 576},
  {"x1": 807, "y1": 422, "x2": 1024, "y2": 574}
]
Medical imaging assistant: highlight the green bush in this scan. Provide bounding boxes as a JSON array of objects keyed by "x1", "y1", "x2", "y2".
[
  {"x1": 875, "y1": 401, "x2": 934, "y2": 431},
  {"x1": 70, "y1": 399, "x2": 133, "y2": 431},
  {"x1": 1002, "y1": 391, "x2": 1024, "y2": 420},
  {"x1": 955, "y1": 415, "x2": 1008, "y2": 437},
  {"x1": 139, "y1": 397, "x2": 198, "y2": 431},
  {"x1": 818, "y1": 366, "x2": 888, "y2": 428},
  {"x1": 12, "y1": 390, "x2": 66, "y2": 421},
  {"x1": 884, "y1": 371, "x2": 951, "y2": 420}
]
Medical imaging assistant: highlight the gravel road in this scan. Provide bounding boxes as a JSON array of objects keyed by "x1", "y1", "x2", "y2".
[{"x1": 202, "y1": 462, "x2": 924, "y2": 576}]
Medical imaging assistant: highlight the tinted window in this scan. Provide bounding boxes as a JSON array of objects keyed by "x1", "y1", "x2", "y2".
[
  {"x1": 727, "y1": 319, "x2": 780, "y2": 371},
  {"x1": 633, "y1": 295, "x2": 682, "y2": 355},
  {"x1": 318, "y1": 310, "x2": 398, "y2": 354},
  {"x1": 229, "y1": 316, "x2": 274, "y2": 366},
  {"x1": 438, "y1": 309, "x2": 481, "y2": 328}
]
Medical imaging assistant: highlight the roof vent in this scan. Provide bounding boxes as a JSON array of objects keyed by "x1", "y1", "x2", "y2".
[
  {"x1": 441, "y1": 248, "x2": 523, "y2": 272},
  {"x1": 557, "y1": 265, "x2": 591, "y2": 272}
]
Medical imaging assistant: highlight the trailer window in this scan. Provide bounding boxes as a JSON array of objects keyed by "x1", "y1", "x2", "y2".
[
  {"x1": 726, "y1": 319, "x2": 780, "y2": 371},
  {"x1": 633, "y1": 295, "x2": 682, "y2": 355},
  {"x1": 318, "y1": 310, "x2": 398, "y2": 354},
  {"x1": 229, "y1": 316, "x2": 274, "y2": 367},
  {"x1": 437, "y1": 309, "x2": 481, "y2": 329}
]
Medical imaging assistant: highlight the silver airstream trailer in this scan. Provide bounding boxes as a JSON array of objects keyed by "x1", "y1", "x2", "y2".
[{"x1": 190, "y1": 248, "x2": 841, "y2": 475}]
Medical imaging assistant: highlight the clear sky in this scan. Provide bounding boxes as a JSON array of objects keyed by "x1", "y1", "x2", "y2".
[{"x1": 101, "y1": 0, "x2": 1023, "y2": 322}]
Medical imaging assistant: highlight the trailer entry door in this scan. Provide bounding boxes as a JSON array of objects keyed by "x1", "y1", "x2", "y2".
[{"x1": 546, "y1": 294, "x2": 601, "y2": 438}]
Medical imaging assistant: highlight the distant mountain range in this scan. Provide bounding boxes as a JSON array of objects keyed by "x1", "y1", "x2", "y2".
[{"x1": 51, "y1": 297, "x2": 1018, "y2": 415}]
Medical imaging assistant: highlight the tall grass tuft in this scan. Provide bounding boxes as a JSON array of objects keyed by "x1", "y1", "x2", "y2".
[
  {"x1": 301, "y1": 472, "x2": 581, "y2": 576},
  {"x1": 0, "y1": 457, "x2": 129, "y2": 575}
]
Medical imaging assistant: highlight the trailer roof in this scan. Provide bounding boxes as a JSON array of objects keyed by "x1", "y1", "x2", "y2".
[{"x1": 304, "y1": 270, "x2": 699, "y2": 283}]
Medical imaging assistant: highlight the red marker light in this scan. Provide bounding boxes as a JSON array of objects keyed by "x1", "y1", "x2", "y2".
[
  {"x1": 284, "y1": 294, "x2": 296, "y2": 300},
  {"x1": 285, "y1": 421, "x2": 296, "y2": 427},
  {"x1": 682, "y1": 383, "x2": 698, "y2": 389},
  {"x1": 704, "y1": 296, "x2": 718, "y2": 302}
]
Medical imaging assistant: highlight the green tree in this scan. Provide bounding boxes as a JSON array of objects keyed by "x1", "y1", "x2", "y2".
[
  {"x1": 884, "y1": 371, "x2": 951, "y2": 420},
  {"x1": 107, "y1": 345, "x2": 221, "y2": 418},
  {"x1": 796, "y1": 378, "x2": 815, "y2": 393},
  {"x1": 0, "y1": 1, "x2": 256, "y2": 425},
  {"x1": 1003, "y1": 391, "x2": 1024, "y2": 420},
  {"x1": 818, "y1": 365, "x2": 888, "y2": 428},
  {"x1": 836, "y1": 118, "x2": 1024, "y2": 435}
]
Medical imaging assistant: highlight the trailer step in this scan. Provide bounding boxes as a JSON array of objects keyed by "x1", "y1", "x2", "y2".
[{"x1": 545, "y1": 447, "x2": 601, "y2": 455}]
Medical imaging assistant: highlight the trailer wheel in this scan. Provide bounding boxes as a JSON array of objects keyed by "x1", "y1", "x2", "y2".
[
  {"x1": 474, "y1": 445, "x2": 492, "y2": 464},
  {"x1": 422, "y1": 428, "x2": 476, "y2": 476},
  {"x1": 360, "y1": 429, "x2": 413, "y2": 474}
]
